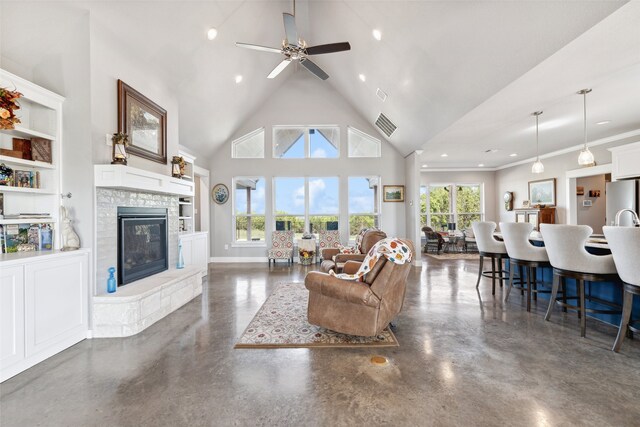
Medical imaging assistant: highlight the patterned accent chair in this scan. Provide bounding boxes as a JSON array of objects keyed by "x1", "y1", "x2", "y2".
[
  {"x1": 268, "y1": 230, "x2": 294, "y2": 265},
  {"x1": 320, "y1": 228, "x2": 387, "y2": 274},
  {"x1": 318, "y1": 230, "x2": 341, "y2": 262}
]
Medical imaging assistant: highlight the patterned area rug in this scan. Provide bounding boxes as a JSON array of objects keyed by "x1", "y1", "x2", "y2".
[
  {"x1": 235, "y1": 282, "x2": 398, "y2": 348},
  {"x1": 424, "y1": 252, "x2": 480, "y2": 260}
]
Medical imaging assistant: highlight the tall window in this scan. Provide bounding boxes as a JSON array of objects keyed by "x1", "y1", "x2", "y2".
[
  {"x1": 420, "y1": 185, "x2": 428, "y2": 226},
  {"x1": 273, "y1": 177, "x2": 339, "y2": 238},
  {"x1": 231, "y1": 128, "x2": 264, "y2": 158},
  {"x1": 425, "y1": 183, "x2": 483, "y2": 231},
  {"x1": 348, "y1": 126, "x2": 381, "y2": 158},
  {"x1": 348, "y1": 176, "x2": 380, "y2": 239},
  {"x1": 233, "y1": 177, "x2": 265, "y2": 243},
  {"x1": 273, "y1": 126, "x2": 339, "y2": 158}
]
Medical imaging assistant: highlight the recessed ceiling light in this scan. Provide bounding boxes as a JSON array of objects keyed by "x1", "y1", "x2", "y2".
[
  {"x1": 478, "y1": 163, "x2": 484, "y2": 167},
  {"x1": 235, "y1": 75, "x2": 243, "y2": 84},
  {"x1": 358, "y1": 74, "x2": 366, "y2": 82},
  {"x1": 441, "y1": 153, "x2": 448, "y2": 157},
  {"x1": 596, "y1": 120, "x2": 611, "y2": 125},
  {"x1": 422, "y1": 164, "x2": 428, "y2": 168},
  {"x1": 207, "y1": 28, "x2": 218, "y2": 40},
  {"x1": 372, "y1": 29, "x2": 382, "y2": 41},
  {"x1": 509, "y1": 153, "x2": 518, "y2": 157},
  {"x1": 484, "y1": 148, "x2": 499, "y2": 153}
]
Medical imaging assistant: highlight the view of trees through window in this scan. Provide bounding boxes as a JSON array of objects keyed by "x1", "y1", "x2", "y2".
[
  {"x1": 421, "y1": 184, "x2": 482, "y2": 231},
  {"x1": 348, "y1": 177, "x2": 380, "y2": 239},
  {"x1": 234, "y1": 177, "x2": 265, "y2": 242}
]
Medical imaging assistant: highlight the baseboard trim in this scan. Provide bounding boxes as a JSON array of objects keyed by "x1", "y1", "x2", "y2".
[{"x1": 210, "y1": 257, "x2": 269, "y2": 263}]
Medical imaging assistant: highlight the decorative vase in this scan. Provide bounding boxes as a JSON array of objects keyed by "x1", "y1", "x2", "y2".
[
  {"x1": 107, "y1": 267, "x2": 117, "y2": 293},
  {"x1": 177, "y1": 240, "x2": 185, "y2": 269}
]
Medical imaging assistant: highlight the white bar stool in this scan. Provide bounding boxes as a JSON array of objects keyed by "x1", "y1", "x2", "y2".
[
  {"x1": 472, "y1": 221, "x2": 509, "y2": 295},
  {"x1": 500, "y1": 222, "x2": 550, "y2": 312},
  {"x1": 603, "y1": 226, "x2": 640, "y2": 352},
  {"x1": 541, "y1": 224, "x2": 620, "y2": 337}
]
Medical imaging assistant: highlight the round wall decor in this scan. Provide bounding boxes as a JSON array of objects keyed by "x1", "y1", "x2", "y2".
[{"x1": 212, "y1": 183, "x2": 229, "y2": 204}]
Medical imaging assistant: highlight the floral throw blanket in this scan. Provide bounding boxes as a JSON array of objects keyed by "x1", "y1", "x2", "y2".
[{"x1": 330, "y1": 237, "x2": 413, "y2": 281}]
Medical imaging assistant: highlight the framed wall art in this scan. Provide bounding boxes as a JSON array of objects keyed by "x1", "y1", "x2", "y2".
[
  {"x1": 212, "y1": 183, "x2": 229, "y2": 205},
  {"x1": 528, "y1": 178, "x2": 556, "y2": 206},
  {"x1": 117, "y1": 80, "x2": 167, "y2": 164},
  {"x1": 383, "y1": 185, "x2": 404, "y2": 202}
]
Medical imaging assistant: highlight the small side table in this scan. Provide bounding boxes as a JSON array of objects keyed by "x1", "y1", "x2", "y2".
[{"x1": 297, "y1": 238, "x2": 317, "y2": 265}]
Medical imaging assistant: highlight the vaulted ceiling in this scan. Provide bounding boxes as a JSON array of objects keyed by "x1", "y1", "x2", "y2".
[{"x1": 81, "y1": 1, "x2": 636, "y2": 164}]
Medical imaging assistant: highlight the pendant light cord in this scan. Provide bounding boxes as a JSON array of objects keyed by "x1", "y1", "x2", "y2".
[
  {"x1": 536, "y1": 113, "x2": 540, "y2": 160},
  {"x1": 583, "y1": 91, "x2": 588, "y2": 149}
]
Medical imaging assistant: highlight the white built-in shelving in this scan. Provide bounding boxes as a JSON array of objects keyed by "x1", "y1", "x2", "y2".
[{"x1": 177, "y1": 147, "x2": 196, "y2": 234}]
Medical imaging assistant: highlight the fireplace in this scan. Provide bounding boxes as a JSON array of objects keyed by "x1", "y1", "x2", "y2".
[{"x1": 117, "y1": 207, "x2": 168, "y2": 285}]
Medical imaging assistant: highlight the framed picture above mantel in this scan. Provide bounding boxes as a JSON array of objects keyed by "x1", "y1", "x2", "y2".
[
  {"x1": 117, "y1": 80, "x2": 167, "y2": 164},
  {"x1": 528, "y1": 178, "x2": 556, "y2": 207}
]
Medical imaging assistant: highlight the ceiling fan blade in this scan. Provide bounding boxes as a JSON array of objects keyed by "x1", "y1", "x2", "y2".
[
  {"x1": 300, "y1": 58, "x2": 329, "y2": 80},
  {"x1": 283, "y1": 13, "x2": 299, "y2": 46},
  {"x1": 267, "y1": 59, "x2": 291, "y2": 79},
  {"x1": 235, "y1": 42, "x2": 282, "y2": 54},
  {"x1": 306, "y1": 42, "x2": 351, "y2": 55}
]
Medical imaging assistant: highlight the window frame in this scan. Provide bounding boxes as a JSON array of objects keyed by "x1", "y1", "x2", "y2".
[
  {"x1": 272, "y1": 125, "x2": 340, "y2": 159},
  {"x1": 348, "y1": 176, "x2": 382, "y2": 241},
  {"x1": 232, "y1": 176, "x2": 266, "y2": 247},
  {"x1": 231, "y1": 127, "x2": 265, "y2": 159},
  {"x1": 347, "y1": 126, "x2": 381, "y2": 158},
  {"x1": 425, "y1": 182, "x2": 484, "y2": 231}
]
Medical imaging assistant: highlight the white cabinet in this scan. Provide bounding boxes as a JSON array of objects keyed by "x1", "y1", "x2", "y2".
[
  {"x1": 0, "y1": 250, "x2": 89, "y2": 382},
  {"x1": 610, "y1": 141, "x2": 640, "y2": 181},
  {"x1": 180, "y1": 232, "x2": 209, "y2": 274},
  {"x1": 1, "y1": 265, "x2": 25, "y2": 369}
]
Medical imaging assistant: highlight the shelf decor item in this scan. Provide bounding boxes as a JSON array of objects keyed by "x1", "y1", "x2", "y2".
[
  {"x1": 107, "y1": 267, "x2": 117, "y2": 293},
  {"x1": 0, "y1": 163, "x2": 13, "y2": 186},
  {"x1": 383, "y1": 185, "x2": 404, "y2": 202},
  {"x1": 212, "y1": 183, "x2": 229, "y2": 204},
  {"x1": 31, "y1": 137, "x2": 53, "y2": 163},
  {"x1": 171, "y1": 155, "x2": 185, "y2": 178},
  {"x1": 0, "y1": 86, "x2": 22, "y2": 130},
  {"x1": 111, "y1": 132, "x2": 129, "y2": 165},
  {"x1": 117, "y1": 79, "x2": 167, "y2": 164},
  {"x1": 60, "y1": 206, "x2": 81, "y2": 251}
]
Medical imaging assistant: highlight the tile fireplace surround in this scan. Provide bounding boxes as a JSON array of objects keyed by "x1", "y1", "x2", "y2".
[{"x1": 93, "y1": 185, "x2": 203, "y2": 337}]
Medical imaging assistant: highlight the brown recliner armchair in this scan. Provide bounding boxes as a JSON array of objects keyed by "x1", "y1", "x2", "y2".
[
  {"x1": 320, "y1": 229, "x2": 387, "y2": 273},
  {"x1": 305, "y1": 239, "x2": 414, "y2": 337}
]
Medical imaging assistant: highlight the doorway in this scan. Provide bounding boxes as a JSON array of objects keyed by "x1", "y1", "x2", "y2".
[{"x1": 565, "y1": 164, "x2": 612, "y2": 232}]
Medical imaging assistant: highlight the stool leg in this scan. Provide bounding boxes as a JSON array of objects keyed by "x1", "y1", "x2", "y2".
[
  {"x1": 613, "y1": 289, "x2": 634, "y2": 352},
  {"x1": 505, "y1": 262, "x2": 515, "y2": 302},
  {"x1": 545, "y1": 273, "x2": 560, "y2": 321},
  {"x1": 579, "y1": 280, "x2": 586, "y2": 337},
  {"x1": 526, "y1": 266, "x2": 532, "y2": 312},
  {"x1": 532, "y1": 267, "x2": 538, "y2": 301},
  {"x1": 476, "y1": 256, "x2": 484, "y2": 288},
  {"x1": 519, "y1": 266, "x2": 525, "y2": 296},
  {"x1": 499, "y1": 258, "x2": 504, "y2": 288},
  {"x1": 561, "y1": 278, "x2": 567, "y2": 313},
  {"x1": 491, "y1": 256, "x2": 496, "y2": 295}
]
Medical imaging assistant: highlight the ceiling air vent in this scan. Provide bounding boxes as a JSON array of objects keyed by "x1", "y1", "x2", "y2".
[
  {"x1": 376, "y1": 88, "x2": 388, "y2": 102},
  {"x1": 375, "y1": 113, "x2": 397, "y2": 137}
]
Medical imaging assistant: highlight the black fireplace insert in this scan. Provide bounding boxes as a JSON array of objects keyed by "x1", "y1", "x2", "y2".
[{"x1": 117, "y1": 207, "x2": 168, "y2": 286}]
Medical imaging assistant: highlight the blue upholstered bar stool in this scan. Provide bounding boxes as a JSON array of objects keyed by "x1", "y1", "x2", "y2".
[
  {"x1": 541, "y1": 224, "x2": 620, "y2": 337},
  {"x1": 603, "y1": 226, "x2": 640, "y2": 352},
  {"x1": 500, "y1": 222, "x2": 550, "y2": 312},
  {"x1": 472, "y1": 221, "x2": 509, "y2": 295}
]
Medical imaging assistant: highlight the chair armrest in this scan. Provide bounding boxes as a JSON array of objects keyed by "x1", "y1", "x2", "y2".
[
  {"x1": 333, "y1": 253, "x2": 367, "y2": 264},
  {"x1": 304, "y1": 272, "x2": 380, "y2": 308},
  {"x1": 342, "y1": 260, "x2": 362, "y2": 275},
  {"x1": 322, "y1": 248, "x2": 340, "y2": 260}
]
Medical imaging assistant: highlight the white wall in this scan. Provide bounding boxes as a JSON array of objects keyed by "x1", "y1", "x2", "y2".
[
  {"x1": 0, "y1": 3, "x2": 93, "y2": 252},
  {"x1": 420, "y1": 170, "x2": 498, "y2": 223},
  {"x1": 495, "y1": 135, "x2": 640, "y2": 226},
  {"x1": 209, "y1": 72, "x2": 407, "y2": 259}
]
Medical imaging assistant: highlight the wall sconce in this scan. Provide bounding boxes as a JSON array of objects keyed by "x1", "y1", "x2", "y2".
[{"x1": 111, "y1": 133, "x2": 129, "y2": 166}]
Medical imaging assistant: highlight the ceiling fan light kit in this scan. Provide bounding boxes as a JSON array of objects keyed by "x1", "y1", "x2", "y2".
[
  {"x1": 577, "y1": 88, "x2": 596, "y2": 167},
  {"x1": 235, "y1": 2, "x2": 351, "y2": 81},
  {"x1": 531, "y1": 111, "x2": 544, "y2": 174}
]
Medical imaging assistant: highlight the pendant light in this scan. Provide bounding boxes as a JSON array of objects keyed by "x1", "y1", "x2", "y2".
[
  {"x1": 577, "y1": 88, "x2": 595, "y2": 167},
  {"x1": 531, "y1": 111, "x2": 544, "y2": 174}
]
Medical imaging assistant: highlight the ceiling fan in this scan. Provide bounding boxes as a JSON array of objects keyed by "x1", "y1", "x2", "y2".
[{"x1": 235, "y1": 2, "x2": 351, "y2": 80}]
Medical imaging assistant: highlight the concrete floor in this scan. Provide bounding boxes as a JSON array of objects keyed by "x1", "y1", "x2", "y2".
[{"x1": 2, "y1": 257, "x2": 640, "y2": 426}]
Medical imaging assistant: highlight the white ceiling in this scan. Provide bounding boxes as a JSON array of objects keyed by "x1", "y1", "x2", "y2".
[{"x1": 79, "y1": 1, "x2": 635, "y2": 163}]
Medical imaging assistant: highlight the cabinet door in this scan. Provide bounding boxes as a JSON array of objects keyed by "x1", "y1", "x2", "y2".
[
  {"x1": 192, "y1": 234, "x2": 209, "y2": 272},
  {"x1": 180, "y1": 236, "x2": 194, "y2": 266},
  {"x1": 527, "y1": 213, "x2": 539, "y2": 229},
  {"x1": 24, "y1": 254, "x2": 88, "y2": 357},
  {"x1": 1, "y1": 265, "x2": 25, "y2": 369},
  {"x1": 515, "y1": 213, "x2": 526, "y2": 223}
]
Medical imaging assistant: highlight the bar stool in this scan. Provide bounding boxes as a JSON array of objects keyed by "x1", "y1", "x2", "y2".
[
  {"x1": 472, "y1": 221, "x2": 509, "y2": 295},
  {"x1": 603, "y1": 226, "x2": 640, "y2": 352},
  {"x1": 500, "y1": 222, "x2": 550, "y2": 312},
  {"x1": 541, "y1": 224, "x2": 620, "y2": 337}
]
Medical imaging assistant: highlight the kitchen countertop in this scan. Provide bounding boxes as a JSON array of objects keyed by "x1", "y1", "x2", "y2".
[{"x1": 494, "y1": 231, "x2": 609, "y2": 250}]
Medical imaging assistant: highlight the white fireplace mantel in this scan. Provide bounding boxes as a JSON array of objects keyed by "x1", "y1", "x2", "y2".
[{"x1": 94, "y1": 165, "x2": 194, "y2": 197}]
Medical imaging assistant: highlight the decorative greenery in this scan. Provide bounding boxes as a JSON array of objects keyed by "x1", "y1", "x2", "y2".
[
  {"x1": 422, "y1": 185, "x2": 481, "y2": 230},
  {"x1": 112, "y1": 132, "x2": 130, "y2": 146},
  {"x1": 0, "y1": 87, "x2": 22, "y2": 130}
]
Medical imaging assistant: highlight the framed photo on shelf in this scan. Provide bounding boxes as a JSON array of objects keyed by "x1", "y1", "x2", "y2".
[
  {"x1": 528, "y1": 178, "x2": 556, "y2": 206},
  {"x1": 117, "y1": 79, "x2": 167, "y2": 164},
  {"x1": 383, "y1": 185, "x2": 404, "y2": 202}
]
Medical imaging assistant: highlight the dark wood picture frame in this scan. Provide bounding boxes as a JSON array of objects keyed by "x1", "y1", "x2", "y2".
[
  {"x1": 528, "y1": 178, "x2": 556, "y2": 206},
  {"x1": 117, "y1": 80, "x2": 167, "y2": 164},
  {"x1": 383, "y1": 185, "x2": 405, "y2": 202}
]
